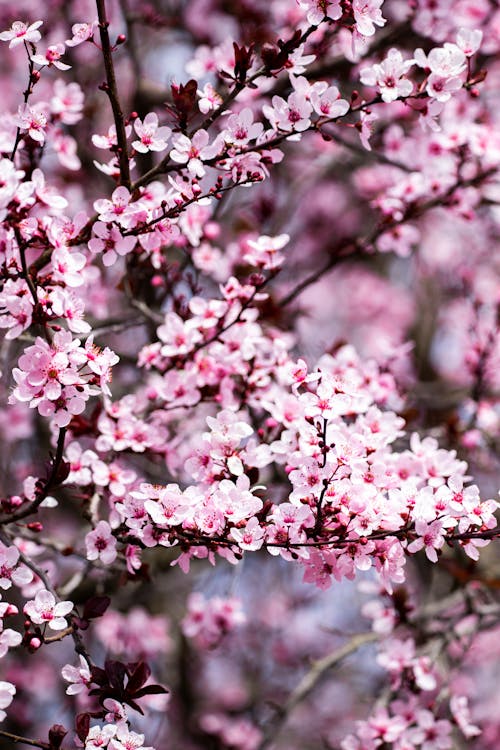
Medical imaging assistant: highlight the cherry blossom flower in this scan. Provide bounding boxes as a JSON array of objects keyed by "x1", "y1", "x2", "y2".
[
  {"x1": 170, "y1": 129, "x2": 217, "y2": 177},
  {"x1": 360, "y1": 49, "x2": 415, "y2": 103},
  {"x1": 31, "y1": 43, "x2": 70, "y2": 70},
  {"x1": 243, "y1": 233, "x2": 289, "y2": 270},
  {"x1": 297, "y1": 0, "x2": 342, "y2": 26},
  {"x1": 0, "y1": 681, "x2": 15, "y2": 722},
  {"x1": 0, "y1": 542, "x2": 33, "y2": 589},
  {"x1": 85, "y1": 520, "x2": 117, "y2": 564},
  {"x1": 352, "y1": 0, "x2": 386, "y2": 37},
  {"x1": 15, "y1": 104, "x2": 47, "y2": 144},
  {"x1": 24, "y1": 589, "x2": 73, "y2": 631},
  {"x1": 132, "y1": 113, "x2": 171, "y2": 153},
  {"x1": 61, "y1": 655, "x2": 92, "y2": 695},
  {"x1": 66, "y1": 21, "x2": 96, "y2": 47},
  {"x1": 0, "y1": 20, "x2": 42, "y2": 48}
]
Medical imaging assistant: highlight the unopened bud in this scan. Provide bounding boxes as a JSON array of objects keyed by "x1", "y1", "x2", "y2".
[
  {"x1": 27, "y1": 522, "x2": 43, "y2": 532},
  {"x1": 116, "y1": 34, "x2": 126, "y2": 45}
]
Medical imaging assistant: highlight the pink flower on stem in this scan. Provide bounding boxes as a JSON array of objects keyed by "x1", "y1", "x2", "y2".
[
  {"x1": 0, "y1": 20, "x2": 43, "y2": 48},
  {"x1": 61, "y1": 655, "x2": 91, "y2": 695},
  {"x1": 297, "y1": 0, "x2": 342, "y2": 26},
  {"x1": 407, "y1": 519, "x2": 446, "y2": 563},
  {"x1": 65, "y1": 21, "x2": 96, "y2": 47},
  {"x1": 31, "y1": 43, "x2": 70, "y2": 70},
  {"x1": 24, "y1": 589, "x2": 73, "y2": 631},
  {"x1": 0, "y1": 542, "x2": 33, "y2": 590},
  {"x1": 230, "y1": 517, "x2": 265, "y2": 550},
  {"x1": 0, "y1": 681, "x2": 15, "y2": 722},
  {"x1": 15, "y1": 104, "x2": 47, "y2": 144},
  {"x1": 88, "y1": 222, "x2": 136, "y2": 266},
  {"x1": 170, "y1": 129, "x2": 215, "y2": 178},
  {"x1": 352, "y1": 0, "x2": 386, "y2": 37},
  {"x1": 85, "y1": 520, "x2": 118, "y2": 564},
  {"x1": 360, "y1": 49, "x2": 414, "y2": 103},
  {"x1": 132, "y1": 112, "x2": 171, "y2": 153}
]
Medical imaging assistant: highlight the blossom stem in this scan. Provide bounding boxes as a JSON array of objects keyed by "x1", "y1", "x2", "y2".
[
  {"x1": 96, "y1": 0, "x2": 131, "y2": 188},
  {"x1": 0, "y1": 729, "x2": 51, "y2": 749}
]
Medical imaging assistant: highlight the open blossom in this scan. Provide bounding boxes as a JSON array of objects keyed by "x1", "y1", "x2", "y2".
[
  {"x1": 297, "y1": 0, "x2": 342, "y2": 26},
  {"x1": 108, "y1": 724, "x2": 154, "y2": 750},
  {"x1": 66, "y1": 21, "x2": 96, "y2": 47},
  {"x1": 263, "y1": 92, "x2": 313, "y2": 132},
  {"x1": 352, "y1": 0, "x2": 386, "y2": 37},
  {"x1": 24, "y1": 589, "x2": 73, "y2": 631},
  {"x1": 132, "y1": 112, "x2": 171, "y2": 153},
  {"x1": 15, "y1": 104, "x2": 47, "y2": 144},
  {"x1": 243, "y1": 233, "x2": 289, "y2": 270},
  {"x1": 61, "y1": 655, "x2": 92, "y2": 695},
  {"x1": 0, "y1": 20, "x2": 42, "y2": 48},
  {"x1": 0, "y1": 682, "x2": 15, "y2": 722},
  {"x1": 456, "y1": 28, "x2": 482, "y2": 57},
  {"x1": 84, "y1": 724, "x2": 117, "y2": 749},
  {"x1": 85, "y1": 520, "x2": 118, "y2": 564},
  {"x1": 88, "y1": 221, "x2": 137, "y2": 266},
  {"x1": 360, "y1": 49, "x2": 414, "y2": 103},
  {"x1": 94, "y1": 185, "x2": 134, "y2": 225},
  {"x1": 224, "y1": 108, "x2": 263, "y2": 146},
  {"x1": 0, "y1": 542, "x2": 33, "y2": 589},
  {"x1": 414, "y1": 44, "x2": 466, "y2": 102},
  {"x1": 170, "y1": 129, "x2": 217, "y2": 178},
  {"x1": 31, "y1": 43, "x2": 70, "y2": 70}
]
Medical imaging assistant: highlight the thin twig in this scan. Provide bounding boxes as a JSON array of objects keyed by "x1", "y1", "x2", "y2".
[
  {"x1": 96, "y1": 0, "x2": 131, "y2": 188},
  {"x1": 258, "y1": 632, "x2": 379, "y2": 749}
]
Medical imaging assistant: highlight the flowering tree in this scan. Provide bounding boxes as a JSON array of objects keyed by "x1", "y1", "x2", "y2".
[{"x1": 0, "y1": 0, "x2": 499, "y2": 748}]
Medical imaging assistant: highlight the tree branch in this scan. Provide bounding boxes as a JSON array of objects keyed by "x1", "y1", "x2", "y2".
[{"x1": 96, "y1": 0, "x2": 131, "y2": 188}]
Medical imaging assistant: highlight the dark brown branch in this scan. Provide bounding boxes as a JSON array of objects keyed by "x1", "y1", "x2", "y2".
[
  {"x1": 96, "y1": 0, "x2": 131, "y2": 188},
  {"x1": 0, "y1": 730, "x2": 50, "y2": 750}
]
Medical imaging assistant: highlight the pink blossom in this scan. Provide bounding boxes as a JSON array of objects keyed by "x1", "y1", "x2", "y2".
[
  {"x1": 360, "y1": 49, "x2": 414, "y2": 103},
  {"x1": 352, "y1": 0, "x2": 386, "y2": 37},
  {"x1": 61, "y1": 655, "x2": 91, "y2": 695},
  {"x1": 0, "y1": 20, "x2": 43, "y2": 48},
  {"x1": 297, "y1": 0, "x2": 342, "y2": 26},
  {"x1": 85, "y1": 520, "x2": 117, "y2": 564},
  {"x1": 66, "y1": 22, "x2": 96, "y2": 47},
  {"x1": 24, "y1": 589, "x2": 73, "y2": 631},
  {"x1": 31, "y1": 43, "x2": 70, "y2": 70},
  {"x1": 0, "y1": 681, "x2": 15, "y2": 722},
  {"x1": 132, "y1": 113, "x2": 171, "y2": 153}
]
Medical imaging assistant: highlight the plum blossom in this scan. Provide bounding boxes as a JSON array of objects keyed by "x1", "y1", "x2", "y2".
[
  {"x1": 61, "y1": 655, "x2": 92, "y2": 695},
  {"x1": 88, "y1": 222, "x2": 136, "y2": 266},
  {"x1": 66, "y1": 21, "x2": 96, "y2": 47},
  {"x1": 84, "y1": 724, "x2": 117, "y2": 749},
  {"x1": 0, "y1": 682, "x2": 15, "y2": 722},
  {"x1": 132, "y1": 113, "x2": 171, "y2": 153},
  {"x1": 414, "y1": 44, "x2": 466, "y2": 102},
  {"x1": 85, "y1": 520, "x2": 117, "y2": 564},
  {"x1": 243, "y1": 233, "x2": 289, "y2": 270},
  {"x1": 360, "y1": 49, "x2": 414, "y2": 103},
  {"x1": 0, "y1": 542, "x2": 33, "y2": 589},
  {"x1": 170, "y1": 129, "x2": 217, "y2": 177},
  {"x1": 456, "y1": 28, "x2": 483, "y2": 57},
  {"x1": 15, "y1": 104, "x2": 47, "y2": 144},
  {"x1": 31, "y1": 43, "x2": 70, "y2": 70},
  {"x1": 0, "y1": 20, "x2": 42, "y2": 48},
  {"x1": 352, "y1": 0, "x2": 386, "y2": 37},
  {"x1": 24, "y1": 589, "x2": 73, "y2": 631},
  {"x1": 297, "y1": 0, "x2": 342, "y2": 26},
  {"x1": 263, "y1": 92, "x2": 313, "y2": 132}
]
